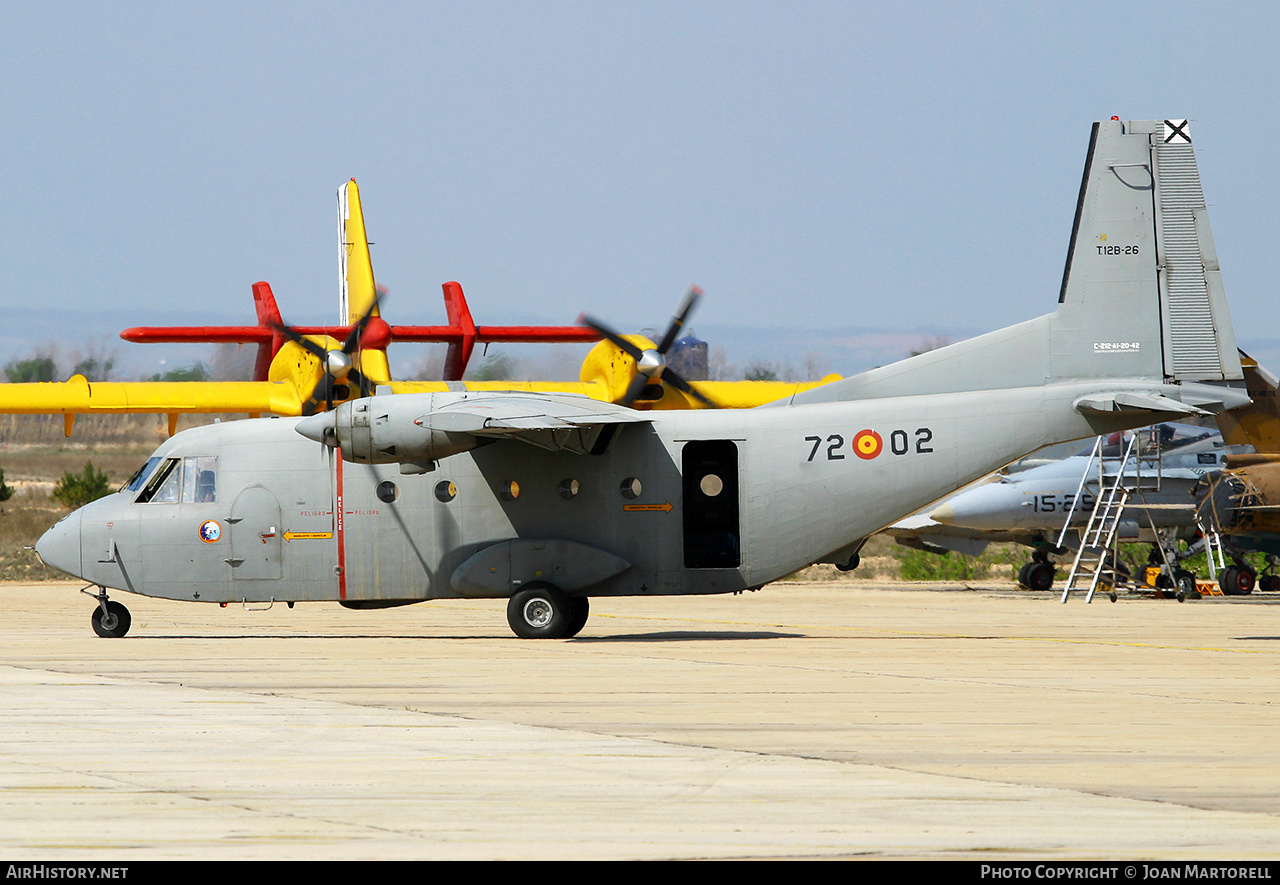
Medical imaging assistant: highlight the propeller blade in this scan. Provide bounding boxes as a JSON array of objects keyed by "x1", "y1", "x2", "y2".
[
  {"x1": 348, "y1": 367, "x2": 374, "y2": 398},
  {"x1": 656, "y1": 285, "x2": 701, "y2": 354},
  {"x1": 300, "y1": 375, "x2": 336, "y2": 417},
  {"x1": 581, "y1": 287, "x2": 715, "y2": 407},
  {"x1": 662, "y1": 368, "x2": 718, "y2": 408},
  {"x1": 342, "y1": 290, "x2": 384, "y2": 354},
  {"x1": 268, "y1": 320, "x2": 329, "y2": 361},
  {"x1": 620, "y1": 372, "x2": 650, "y2": 407},
  {"x1": 580, "y1": 316, "x2": 645, "y2": 361}
]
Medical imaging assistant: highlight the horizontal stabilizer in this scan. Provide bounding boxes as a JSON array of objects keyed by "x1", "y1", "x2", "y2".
[{"x1": 1074, "y1": 391, "x2": 1209, "y2": 416}]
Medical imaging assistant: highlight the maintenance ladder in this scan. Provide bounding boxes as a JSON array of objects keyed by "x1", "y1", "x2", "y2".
[{"x1": 1059, "y1": 433, "x2": 1155, "y2": 603}]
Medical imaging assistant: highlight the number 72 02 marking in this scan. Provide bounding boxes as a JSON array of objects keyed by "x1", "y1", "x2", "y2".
[{"x1": 805, "y1": 429, "x2": 934, "y2": 461}]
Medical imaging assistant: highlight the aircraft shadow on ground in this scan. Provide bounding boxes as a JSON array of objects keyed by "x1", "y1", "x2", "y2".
[
  {"x1": 127, "y1": 630, "x2": 803, "y2": 642},
  {"x1": 574, "y1": 630, "x2": 801, "y2": 642}
]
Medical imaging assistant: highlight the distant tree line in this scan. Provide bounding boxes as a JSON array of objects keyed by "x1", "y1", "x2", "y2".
[{"x1": 2, "y1": 348, "x2": 209, "y2": 384}]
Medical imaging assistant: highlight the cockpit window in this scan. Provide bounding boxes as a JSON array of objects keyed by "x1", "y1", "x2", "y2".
[
  {"x1": 123, "y1": 457, "x2": 162, "y2": 493},
  {"x1": 135, "y1": 459, "x2": 181, "y2": 503},
  {"x1": 182, "y1": 456, "x2": 217, "y2": 503},
  {"x1": 134, "y1": 456, "x2": 218, "y2": 504}
]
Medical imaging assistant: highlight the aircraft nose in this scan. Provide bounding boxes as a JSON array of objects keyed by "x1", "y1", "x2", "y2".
[
  {"x1": 930, "y1": 484, "x2": 1025, "y2": 529},
  {"x1": 35, "y1": 508, "x2": 82, "y2": 577}
]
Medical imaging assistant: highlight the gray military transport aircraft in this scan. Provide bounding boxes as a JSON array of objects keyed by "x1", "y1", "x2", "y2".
[{"x1": 37, "y1": 118, "x2": 1251, "y2": 638}]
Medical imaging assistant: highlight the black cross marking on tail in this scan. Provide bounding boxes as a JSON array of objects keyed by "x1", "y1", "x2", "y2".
[{"x1": 1164, "y1": 119, "x2": 1191, "y2": 144}]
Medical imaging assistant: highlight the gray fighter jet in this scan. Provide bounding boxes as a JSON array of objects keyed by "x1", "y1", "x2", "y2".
[
  {"x1": 890, "y1": 423, "x2": 1245, "y2": 592},
  {"x1": 37, "y1": 118, "x2": 1250, "y2": 638}
]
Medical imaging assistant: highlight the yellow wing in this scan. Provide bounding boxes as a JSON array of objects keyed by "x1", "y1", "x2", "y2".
[
  {"x1": 0, "y1": 375, "x2": 303, "y2": 436},
  {"x1": 0, "y1": 330, "x2": 841, "y2": 437}
]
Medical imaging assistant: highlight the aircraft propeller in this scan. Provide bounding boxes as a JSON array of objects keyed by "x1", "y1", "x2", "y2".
[
  {"x1": 580, "y1": 286, "x2": 717, "y2": 408},
  {"x1": 269, "y1": 293, "x2": 384, "y2": 415}
]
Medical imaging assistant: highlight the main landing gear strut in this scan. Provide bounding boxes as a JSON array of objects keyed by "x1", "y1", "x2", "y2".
[{"x1": 81, "y1": 586, "x2": 131, "y2": 638}]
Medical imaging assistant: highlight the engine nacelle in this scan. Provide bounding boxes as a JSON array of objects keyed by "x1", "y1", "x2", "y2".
[{"x1": 299, "y1": 394, "x2": 482, "y2": 468}]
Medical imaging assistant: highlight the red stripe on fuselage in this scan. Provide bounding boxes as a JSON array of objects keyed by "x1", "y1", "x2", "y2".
[{"x1": 336, "y1": 449, "x2": 347, "y2": 600}]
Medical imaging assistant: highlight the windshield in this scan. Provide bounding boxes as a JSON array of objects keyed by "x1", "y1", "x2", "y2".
[
  {"x1": 123, "y1": 457, "x2": 162, "y2": 493},
  {"x1": 136, "y1": 459, "x2": 181, "y2": 503},
  {"x1": 133, "y1": 456, "x2": 218, "y2": 504}
]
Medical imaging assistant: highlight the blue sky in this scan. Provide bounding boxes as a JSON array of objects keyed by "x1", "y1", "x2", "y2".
[{"x1": 4, "y1": 2, "x2": 1279, "y2": 379}]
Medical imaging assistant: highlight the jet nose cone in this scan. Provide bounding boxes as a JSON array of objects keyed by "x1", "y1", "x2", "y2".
[
  {"x1": 35, "y1": 509, "x2": 82, "y2": 577},
  {"x1": 930, "y1": 484, "x2": 1027, "y2": 530},
  {"x1": 296, "y1": 411, "x2": 337, "y2": 446}
]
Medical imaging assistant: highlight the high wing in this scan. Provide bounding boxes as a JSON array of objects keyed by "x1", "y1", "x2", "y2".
[{"x1": 0, "y1": 375, "x2": 308, "y2": 436}]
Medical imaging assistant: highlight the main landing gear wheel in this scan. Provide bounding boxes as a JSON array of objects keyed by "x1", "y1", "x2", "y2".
[
  {"x1": 1220, "y1": 566, "x2": 1256, "y2": 596},
  {"x1": 1261, "y1": 574, "x2": 1280, "y2": 593},
  {"x1": 507, "y1": 583, "x2": 580, "y2": 639},
  {"x1": 91, "y1": 600, "x2": 131, "y2": 638},
  {"x1": 1175, "y1": 569, "x2": 1198, "y2": 602},
  {"x1": 1024, "y1": 562, "x2": 1056, "y2": 593},
  {"x1": 835, "y1": 554, "x2": 860, "y2": 572},
  {"x1": 1018, "y1": 558, "x2": 1056, "y2": 592},
  {"x1": 563, "y1": 596, "x2": 590, "y2": 638}
]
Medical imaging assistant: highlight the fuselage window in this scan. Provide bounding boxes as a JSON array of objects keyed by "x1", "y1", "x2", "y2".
[{"x1": 182, "y1": 456, "x2": 217, "y2": 503}]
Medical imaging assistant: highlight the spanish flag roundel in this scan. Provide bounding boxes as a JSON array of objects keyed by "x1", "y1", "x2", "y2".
[{"x1": 853, "y1": 429, "x2": 882, "y2": 460}]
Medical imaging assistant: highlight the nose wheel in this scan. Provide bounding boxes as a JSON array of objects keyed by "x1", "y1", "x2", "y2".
[{"x1": 82, "y1": 587, "x2": 131, "y2": 638}]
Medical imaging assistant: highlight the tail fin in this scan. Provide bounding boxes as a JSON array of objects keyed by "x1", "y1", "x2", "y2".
[
  {"x1": 338, "y1": 179, "x2": 392, "y2": 382},
  {"x1": 440, "y1": 281, "x2": 478, "y2": 381},
  {"x1": 792, "y1": 118, "x2": 1242, "y2": 405},
  {"x1": 251, "y1": 281, "x2": 284, "y2": 382},
  {"x1": 1057, "y1": 118, "x2": 1239, "y2": 382}
]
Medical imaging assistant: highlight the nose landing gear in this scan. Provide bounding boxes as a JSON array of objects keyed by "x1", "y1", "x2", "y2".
[{"x1": 81, "y1": 586, "x2": 131, "y2": 638}]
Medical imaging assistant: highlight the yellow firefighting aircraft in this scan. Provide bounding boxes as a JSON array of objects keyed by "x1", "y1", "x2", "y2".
[{"x1": 0, "y1": 181, "x2": 838, "y2": 435}]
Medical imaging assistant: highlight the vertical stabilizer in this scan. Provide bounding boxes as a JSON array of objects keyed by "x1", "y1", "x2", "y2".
[
  {"x1": 441, "y1": 281, "x2": 478, "y2": 381},
  {"x1": 1058, "y1": 118, "x2": 1240, "y2": 382},
  {"x1": 337, "y1": 179, "x2": 391, "y2": 382},
  {"x1": 788, "y1": 118, "x2": 1243, "y2": 407},
  {"x1": 250, "y1": 281, "x2": 284, "y2": 382}
]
